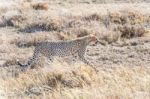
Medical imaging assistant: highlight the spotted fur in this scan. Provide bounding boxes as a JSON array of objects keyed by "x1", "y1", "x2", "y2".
[{"x1": 17, "y1": 34, "x2": 97, "y2": 71}]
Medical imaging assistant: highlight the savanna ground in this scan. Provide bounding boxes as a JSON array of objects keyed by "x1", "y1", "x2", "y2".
[{"x1": 0, "y1": 0, "x2": 150, "y2": 99}]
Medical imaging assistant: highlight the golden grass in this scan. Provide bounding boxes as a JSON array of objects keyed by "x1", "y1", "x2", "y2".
[
  {"x1": 32, "y1": 2, "x2": 49, "y2": 11},
  {"x1": 1, "y1": 64, "x2": 150, "y2": 99}
]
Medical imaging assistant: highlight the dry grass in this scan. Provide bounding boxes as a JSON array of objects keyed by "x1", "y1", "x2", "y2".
[
  {"x1": 0, "y1": 1, "x2": 150, "y2": 99},
  {"x1": 116, "y1": 24, "x2": 146, "y2": 38},
  {"x1": 1, "y1": 64, "x2": 150, "y2": 99},
  {"x1": 109, "y1": 10, "x2": 149, "y2": 25},
  {"x1": 0, "y1": 15, "x2": 26, "y2": 27},
  {"x1": 32, "y1": 2, "x2": 49, "y2": 10}
]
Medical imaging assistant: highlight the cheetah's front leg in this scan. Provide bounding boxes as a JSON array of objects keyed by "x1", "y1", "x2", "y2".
[{"x1": 77, "y1": 49, "x2": 98, "y2": 72}]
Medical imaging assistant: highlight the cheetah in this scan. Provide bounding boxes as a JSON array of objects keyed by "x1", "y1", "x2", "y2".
[{"x1": 17, "y1": 34, "x2": 98, "y2": 72}]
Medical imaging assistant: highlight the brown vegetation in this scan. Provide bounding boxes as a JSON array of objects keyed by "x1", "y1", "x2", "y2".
[
  {"x1": 116, "y1": 24, "x2": 146, "y2": 38},
  {"x1": 32, "y1": 2, "x2": 49, "y2": 10},
  {"x1": 109, "y1": 10, "x2": 149, "y2": 25},
  {"x1": 0, "y1": 15, "x2": 26, "y2": 27}
]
